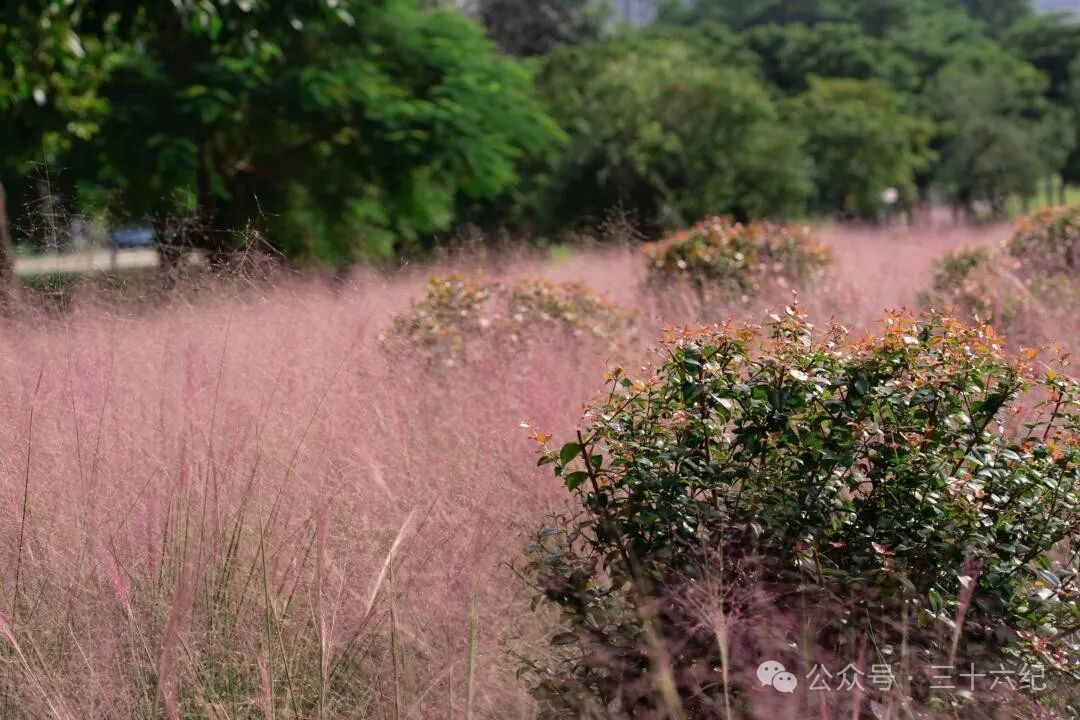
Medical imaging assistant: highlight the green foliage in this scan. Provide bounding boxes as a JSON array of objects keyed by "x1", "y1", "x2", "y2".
[
  {"x1": 655, "y1": 0, "x2": 862, "y2": 31},
  {"x1": 789, "y1": 77, "x2": 935, "y2": 217},
  {"x1": 881, "y1": 6, "x2": 986, "y2": 95},
  {"x1": 958, "y1": 0, "x2": 1035, "y2": 36},
  {"x1": 0, "y1": 1, "x2": 118, "y2": 273},
  {"x1": 1009, "y1": 18, "x2": 1080, "y2": 185},
  {"x1": 923, "y1": 247, "x2": 1001, "y2": 317},
  {"x1": 643, "y1": 216, "x2": 832, "y2": 301},
  {"x1": 1008, "y1": 203, "x2": 1080, "y2": 273},
  {"x1": 478, "y1": 0, "x2": 608, "y2": 56},
  {"x1": 522, "y1": 1, "x2": 1066, "y2": 238},
  {"x1": 533, "y1": 38, "x2": 810, "y2": 233},
  {"x1": 386, "y1": 273, "x2": 634, "y2": 362},
  {"x1": 653, "y1": 0, "x2": 1027, "y2": 36},
  {"x1": 31, "y1": 0, "x2": 561, "y2": 262},
  {"x1": 744, "y1": 23, "x2": 919, "y2": 94},
  {"x1": 0, "y1": 2, "x2": 115, "y2": 170},
  {"x1": 2, "y1": 0, "x2": 1075, "y2": 265},
  {"x1": 920, "y1": 248, "x2": 1033, "y2": 337},
  {"x1": 506, "y1": 277, "x2": 636, "y2": 345},
  {"x1": 525, "y1": 309, "x2": 1080, "y2": 717},
  {"x1": 388, "y1": 274, "x2": 498, "y2": 360},
  {"x1": 922, "y1": 206, "x2": 1080, "y2": 344},
  {"x1": 1062, "y1": 54, "x2": 1080, "y2": 184},
  {"x1": 1005, "y1": 14, "x2": 1080, "y2": 102},
  {"x1": 929, "y1": 44, "x2": 1070, "y2": 214}
]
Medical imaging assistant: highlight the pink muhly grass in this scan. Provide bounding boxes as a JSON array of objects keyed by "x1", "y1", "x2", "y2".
[
  {"x1": 0, "y1": 611, "x2": 16, "y2": 648},
  {"x1": 0, "y1": 222, "x2": 1072, "y2": 718},
  {"x1": 101, "y1": 548, "x2": 133, "y2": 617}
]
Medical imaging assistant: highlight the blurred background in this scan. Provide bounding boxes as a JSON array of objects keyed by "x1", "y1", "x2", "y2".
[{"x1": 3, "y1": 0, "x2": 1080, "y2": 283}]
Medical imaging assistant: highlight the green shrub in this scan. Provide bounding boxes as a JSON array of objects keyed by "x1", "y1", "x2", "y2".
[
  {"x1": 507, "y1": 278, "x2": 636, "y2": 346},
  {"x1": 523, "y1": 309, "x2": 1080, "y2": 718},
  {"x1": 922, "y1": 206, "x2": 1080, "y2": 344},
  {"x1": 643, "y1": 216, "x2": 832, "y2": 303},
  {"x1": 386, "y1": 274, "x2": 634, "y2": 362},
  {"x1": 388, "y1": 274, "x2": 498, "y2": 359},
  {"x1": 531, "y1": 38, "x2": 811, "y2": 234},
  {"x1": 788, "y1": 76, "x2": 935, "y2": 218},
  {"x1": 1007, "y1": 205, "x2": 1080, "y2": 277},
  {"x1": 921, "y1": 248, "x2": 1024, "y2": 324}
]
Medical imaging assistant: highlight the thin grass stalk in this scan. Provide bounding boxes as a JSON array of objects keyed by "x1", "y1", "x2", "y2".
[
  {"x1": 465, "y1": 591, "x2": 478, "y2": 720},
  {"x1": 259, "y1": 519, "x2": 275, "y2": 720},
  {"x1": 12, "y1": 368, "x2": 44, "y2": 629},
  {"x1": 316, "y1": 506, "x2": 328, "y2": 720},
  {"x1": 389, "y1": 555, "x2": 402, "y2": 720},
  {"x1": 711, "y1": 554, "x2": 734, "y2": 720},
  {"x1": 0, "y1": 620, "x2": 66, "y2": 720}
]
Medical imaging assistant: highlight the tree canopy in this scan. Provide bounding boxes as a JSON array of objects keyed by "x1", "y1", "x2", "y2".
[
  {"x1": 0, "y1": 1, "x2": 117, "y2": 284},
  {"x1": 1, "y1": 0, "x2": 1078, "y2": 267},
  {"x1": 2, "y1": 0, "x2": 561, "y2": 265},
  {"x1": 532, "y1": 38, "x2": 809, "y2": 232},
  {"x1": 929, "y1": 44, "x2": 1070, "y2": 212},
  {"x1": 477, "y1": 0, "x2": 607, "y2": 56},
  {"x1": 79, "y1": 0, "x2": 560, "y2": 261},
  {"x1": 744, "y1": 22, "x2": 919, "y2": 94},
  {"x1": 789, "y1": 77, "x2": 934, "y2": 216}
]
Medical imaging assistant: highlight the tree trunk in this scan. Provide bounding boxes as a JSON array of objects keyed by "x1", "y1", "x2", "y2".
[
  {"x1": 0, "y1": 181, "x2": 18, "y2": 308},
  {"x1": 195, "y1": 141, "x2": 236, "y2": 269},
  {"x1": 153, "y1": 216, "x2": 188, "y2": 288}
]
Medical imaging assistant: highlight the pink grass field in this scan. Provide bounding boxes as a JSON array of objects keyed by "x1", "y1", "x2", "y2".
[{"x1": 0, "y1": 220, "x2": 1063, "y2": 719}]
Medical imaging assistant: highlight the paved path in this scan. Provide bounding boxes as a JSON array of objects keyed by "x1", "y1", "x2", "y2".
[{"x1": 15, "y1": 249, "x2": 159, "y2": 275}]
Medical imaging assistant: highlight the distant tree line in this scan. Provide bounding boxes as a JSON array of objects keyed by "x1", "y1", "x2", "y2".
[
  {"x1": 2, "y1": 0, "x2": 1080, "y2": 270},
  {"x1": 511, "y1": 0, "x2": 1080, "y2": 233}
]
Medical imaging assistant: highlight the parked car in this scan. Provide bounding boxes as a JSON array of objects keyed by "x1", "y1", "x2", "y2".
[{"x1": 109, "y1": 224, "x2": 156, "y2": 249}]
